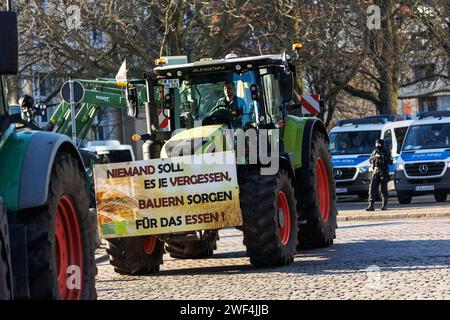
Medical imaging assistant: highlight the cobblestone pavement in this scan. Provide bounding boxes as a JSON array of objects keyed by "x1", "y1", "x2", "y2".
[{"x1": 95, "y1": 216, "x2": 450, "y2": 300}]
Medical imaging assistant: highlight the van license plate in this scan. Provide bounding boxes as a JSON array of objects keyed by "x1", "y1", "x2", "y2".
[
  {"x1": 336, "y1": 188, "x2": 348, "y2": 194},
  {"x1": 415, "y1": 185, "x2": 434, "y2": 191}
]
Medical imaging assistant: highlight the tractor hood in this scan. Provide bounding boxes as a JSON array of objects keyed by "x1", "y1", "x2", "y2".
[{"x1": 161, "y1": 124, "x2": 233, "y2": 158}]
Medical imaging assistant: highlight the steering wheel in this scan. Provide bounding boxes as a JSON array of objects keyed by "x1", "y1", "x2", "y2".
[{"x1": 202, "y1": 107, "x2": 232, "y2": 127}]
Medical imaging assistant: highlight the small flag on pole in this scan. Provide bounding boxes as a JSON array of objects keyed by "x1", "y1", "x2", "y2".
[{"x1": 115, "y1": 60, "x2": 127, "y2": 87}]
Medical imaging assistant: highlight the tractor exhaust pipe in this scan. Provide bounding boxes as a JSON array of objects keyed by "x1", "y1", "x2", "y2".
[{"x1": 142, "y1": 72, "x2": 162, "y2": 160}]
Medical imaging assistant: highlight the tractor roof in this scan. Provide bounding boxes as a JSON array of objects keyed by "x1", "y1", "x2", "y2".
[{"x1": 153, "y1": 54, "x2": 288, "y2": 78}]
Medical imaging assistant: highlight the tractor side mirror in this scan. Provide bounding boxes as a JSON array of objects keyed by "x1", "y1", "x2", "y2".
[
  {"x1": 125, "y1": 86, "x2": 139, "y2": 118},
  {"x1": 279, "y1": 72, "x2": 293, "y2": 103}
]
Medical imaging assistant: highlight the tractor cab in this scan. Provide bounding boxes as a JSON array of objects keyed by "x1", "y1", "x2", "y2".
[{"x1": 150, "y1": 54, "x2": 296, "y2": 133}]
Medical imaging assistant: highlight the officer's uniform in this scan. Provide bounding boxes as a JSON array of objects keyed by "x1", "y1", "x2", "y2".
[{"x1": 368, "y1": 142, "x2": 393, "y2": 210}]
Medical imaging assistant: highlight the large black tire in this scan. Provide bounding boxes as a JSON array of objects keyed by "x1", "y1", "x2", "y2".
[
  {"x1": 18, "y1": 153, "x2": 97, "y2": 299},
  {"x1": 434, "y1": 192, "x2": 447, "y2": 203},
  {"x1": 0, "y1": 241, "x2": 12, "y2": 300},
  {"x1": 240, "y1": 169, "x2": 298, "y2": 267},
  {"x1": 106, "y1": 236, "x2": 164, "y2": 275},
  {"x1": 0, "y1": 201, "x2": 12, "y2": 300},
  {"x1": 298, "y1": 131, "x2": 338, "y2": 249},
  {"x1": 397, "y1": 192, "x2": 412, "y2": 205},
  {"x1": 165, "y1": 230, "x2": 219, "y2": 259}
]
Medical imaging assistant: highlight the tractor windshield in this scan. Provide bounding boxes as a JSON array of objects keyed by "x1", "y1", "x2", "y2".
[
  {"x1": 403, "y1": 123, "x2": 450, "y2": 151},
  {"x1": 159, "y1": 71, "x2": 257, "y2": 130},
  {"x1": 329, "y1": 130, "x2": 381, "y2": 155}
]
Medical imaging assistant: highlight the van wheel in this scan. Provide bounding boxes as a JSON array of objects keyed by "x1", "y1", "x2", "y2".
[
  {"x1": 434, "y1": 192, "x2": 447, "y2": 203},
  {"x1": 397, "y1": 192, "x2": 412, "y2": 205}
]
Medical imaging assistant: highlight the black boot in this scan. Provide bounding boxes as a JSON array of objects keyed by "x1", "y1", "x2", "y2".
[
  {"x1": 381, "y1": 202, "x2": 388, "y2": 211},
  {"x1": 366, "y1": 203, "x2": 375, "y2": 211}
]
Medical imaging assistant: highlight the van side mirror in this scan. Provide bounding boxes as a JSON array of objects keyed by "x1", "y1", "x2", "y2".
[
  {"x1": 0, "y1": 12, "x2": 18, "y2": 74},
  {"x1": 125, "y1": 86, "x2": 139, "y2": 118}
]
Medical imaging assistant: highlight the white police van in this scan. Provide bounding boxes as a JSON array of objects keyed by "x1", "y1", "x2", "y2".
[
  {"x1": 329, "y1": 115, "x2": 412, "y2": 199},
  {"x1": 395, "y1": 111, "x2": 450, "y2": 204}
]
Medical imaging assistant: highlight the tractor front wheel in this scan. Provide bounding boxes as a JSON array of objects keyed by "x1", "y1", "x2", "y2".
[
  {"x1": 298, "y1": 131, "x2": 337, "y2": 249},
  {"x1": 240, "y1": 169, "x2": 298, "y2": 267},
  {"x1": 106, "y1": 236, "x2": 164, "y2": 275},
  {"x1": 18, "y1": 153, "x2": 97, "y2": 300}
]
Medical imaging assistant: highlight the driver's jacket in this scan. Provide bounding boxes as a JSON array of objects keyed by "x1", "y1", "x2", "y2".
[
  {"x1": 211, "y1": 96, "x2": 247, "y2": 128},
  {"x1": 214, "y1": 96, "x2": 246, "y2": 113}
]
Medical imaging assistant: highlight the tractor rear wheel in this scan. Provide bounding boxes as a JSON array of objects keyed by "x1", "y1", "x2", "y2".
[
  {"x1": 298, "y1": 131, "x2": 337, "y2": 249},
  {"x1": 18, "y1": 153, "x2": 97, "y2": 299},
  {"x1": 165, "y1": 231, "x2": 219, "y2": 259},
  {"x1": 0, "y1": 245, "x2": 11, "y2": 300},
  {"x1": 0, "y1": 199, "x2": 12, "y2": 300},
  {"x1": 240, "y1": 169, "x2": 298, "y2": 267},
  {"x1": 106, "y1": 236, "x2": 164, "y2": 275}
]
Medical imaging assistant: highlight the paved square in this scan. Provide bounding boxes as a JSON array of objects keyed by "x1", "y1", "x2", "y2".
[{"x1": 96, "y1": 217, "x2": 450, "y2": 300}]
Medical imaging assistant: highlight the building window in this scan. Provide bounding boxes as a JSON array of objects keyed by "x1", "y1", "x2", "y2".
[
  {"x1": 90, "y1": 27, "x2": 104, "y2": 47},
  {"x1": 35, "y1": 73, "x2": 51, "y2": 99},
  {"x1": 38, "y1": 73, "x2": 48, "y2": 97},
  {"x1": 419, "y1": 96, "x2": 438, "y2": 112},
  {"x1": 40, "y1": 0, "x2": 48, "y2": 13},
  {"x1": 414, "y1": 64, "x2": 436, "y2": 81}
]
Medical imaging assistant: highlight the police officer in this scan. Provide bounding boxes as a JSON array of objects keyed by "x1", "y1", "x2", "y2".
[{"x1": 366, "y1": 139, "x2": 393, "y2": 211}]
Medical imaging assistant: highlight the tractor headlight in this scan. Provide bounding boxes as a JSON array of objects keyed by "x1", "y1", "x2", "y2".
[{"x1": 358, "y1": 166, "x2": 370, "y2": 174}]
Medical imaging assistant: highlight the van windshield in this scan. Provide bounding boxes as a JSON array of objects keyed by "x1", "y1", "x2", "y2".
[
  {"x1": 329, "y1": 131, "x2": 381, "y2": 155},
  {"x1": 403, "y1": 123, "x2": 450, "y2": 151}
]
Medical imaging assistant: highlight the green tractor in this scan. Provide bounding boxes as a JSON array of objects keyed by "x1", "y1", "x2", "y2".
[
  {"x1": 102, "y1": 52, "x2": 337, "y2": 274},
  {"x1": 0, "y1": 11, "x2": 96, "y2": 300}
]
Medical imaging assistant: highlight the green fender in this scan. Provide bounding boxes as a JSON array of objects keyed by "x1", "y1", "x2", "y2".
[
  {"x1": 283, "y1": 115, "x2": 329, "y2": 170},
  {"x1": 0, "y1": 125, "x2": 85, "y2": 212}
]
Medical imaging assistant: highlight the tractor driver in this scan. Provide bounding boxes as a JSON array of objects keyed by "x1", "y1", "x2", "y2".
[{"x1": 208, "y1": 81, "x2": 247, "y2": 128}]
